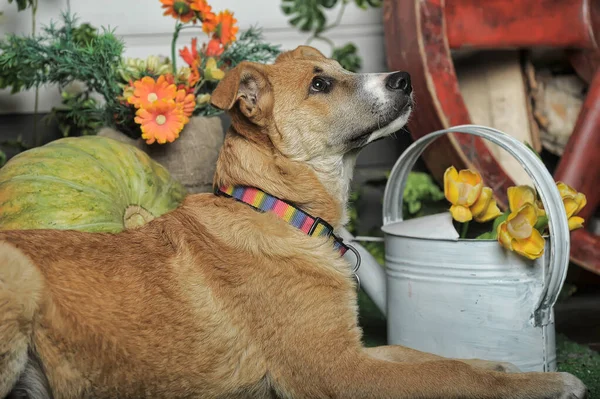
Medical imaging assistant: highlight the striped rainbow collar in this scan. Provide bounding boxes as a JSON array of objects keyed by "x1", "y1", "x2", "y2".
[{"x1": 215, "y1": 184, "x2": 350, "y2": 256}]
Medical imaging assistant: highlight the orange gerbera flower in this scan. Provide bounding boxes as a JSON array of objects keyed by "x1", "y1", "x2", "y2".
[
  {"x1": 191, "y1": 0, "x2": 217, "y2": 33},
  {"x1": 215, "y1": 10, "x2": 238, "y2": 45},
  {"x1": 160, "y1": 0, "x2": 196, "y2": 23},
  {"x1": 180, "y1": 38, "x2": 199, "y2": 66},
  {"x1": 205, "y1": 37, "x2": 224, "y2": 57},
  {"x1": 134, "y1": 100, "x2": 188, "y2": 145},
  {"x1": 176, "y1": 89, "x2": 196, "y2": 117},
  {"x1": 179, "y1": 38, "x2": 202, "y2": 86},
  {"x1": 128, "y1": 76, "x2": 177, "y2": 109}
]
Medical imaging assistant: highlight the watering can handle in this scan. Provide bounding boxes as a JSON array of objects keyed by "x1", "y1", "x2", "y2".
[{"x1": 382, "y1": 125, "x2": 570, "y2": 327}]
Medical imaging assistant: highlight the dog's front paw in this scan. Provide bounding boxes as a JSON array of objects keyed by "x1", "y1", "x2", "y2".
[{"x1": 558, "y1": 373, "x2": 588, "y2": 399}]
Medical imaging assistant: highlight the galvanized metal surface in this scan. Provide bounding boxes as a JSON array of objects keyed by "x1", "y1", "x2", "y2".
[{"x1": 350, "y1": 125, "x2": 571, "y2": 372}]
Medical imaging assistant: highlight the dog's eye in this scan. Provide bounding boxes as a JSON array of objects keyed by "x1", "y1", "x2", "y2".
[{"x1": 310, "y1": 77, "x2": 331, "y2": 93}]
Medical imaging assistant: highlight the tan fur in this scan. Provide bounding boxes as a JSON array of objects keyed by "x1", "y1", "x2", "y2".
[{"x1": 0, "y1": 47, "x2": 587, "y2": 398}]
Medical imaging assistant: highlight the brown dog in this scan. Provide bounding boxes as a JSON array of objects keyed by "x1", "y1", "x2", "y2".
[{"x1": 0, "y1": 46, "x2": 587, "y2": 398}]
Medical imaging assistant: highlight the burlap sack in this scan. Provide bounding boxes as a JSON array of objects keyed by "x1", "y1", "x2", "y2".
[{"x1": 98, "y1": 115, "x2": 228, "y2": 194}]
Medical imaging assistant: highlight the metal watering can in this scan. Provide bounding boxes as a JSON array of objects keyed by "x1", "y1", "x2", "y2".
[{"x1": 341, "y1": 125, "x2": 571, "y2": 372}]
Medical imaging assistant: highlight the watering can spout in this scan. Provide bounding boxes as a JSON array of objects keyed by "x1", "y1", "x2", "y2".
[{"x1": 339, "y1": 227, "x2": 388, "y2": 316}]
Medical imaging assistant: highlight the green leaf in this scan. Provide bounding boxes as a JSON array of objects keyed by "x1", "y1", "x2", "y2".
[
  {"x1": 332, "y1": 43, "x2": 361, "y2": 72},
  {"x1": 492, "y1": 211, "x2": 509, "y2": 231},
  {"x1": 320, "y1": 0, "x2": 339, "y2": 8},
  {"x1": 475, "y1": 231, "x2": 495, "y2": 240},
  {"x1": 481, "y1": 211, "x2": 509, "y2": 240},
  {"x1": 8, "y1": 0, "x2": 34, "y2": 12},
  {"x1": 354, "y1": 0, "x2": 368, "y2": 9},
  {"x1": 534, "y1": 214, "x2": 548, "y2": 233},
  {"x1": 0, "y1": 149, "x2": 6, "y2": 168},
  {"x1": 282, "y1": 0, "x2": 328, "y2": 32}
]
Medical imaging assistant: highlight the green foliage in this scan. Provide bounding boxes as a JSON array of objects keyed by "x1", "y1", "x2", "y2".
[
  {"x1": 281, "y1": 0, "x2": 335, "y2": 33},
  {"x1": 0, "y1": 149, "x2": 6, "y2": 168},
  {"x1": 556, "y1": 334, "x2": 600, "y2": 397},
  {"x1": 402, "y1": 171, "x2": 445, "y2": 218},
  {"x1": 476, "y1": 211, "x2": 508, "y2": 240},
  {"x1": 0, "y1": 13, "x2": 130, "y2": 136},
  {"x1": 332, "y1": 43, "x2": 361, "y2": 72},
  {"x1": 221, "y1": 27, "x2": 281, "y2": 66},
  {"x1": 354, "y1": 0, "x2": 382, "y2": 8},
  {"x1": 0, "y1": 14, "x2": 123, "y2": 97},
  {"x1": 50, "y1": 91, "x2": 105, "y2": 137},
  {"x1": 281, "y1": 0, "x2": 381, "y2": 72},
  {"x1": 5, "y1": 0, "x2": 34, "y2": 12}
]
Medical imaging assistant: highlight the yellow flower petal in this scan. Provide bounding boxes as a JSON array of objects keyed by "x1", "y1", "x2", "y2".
[
  {"x1": 450, "y1": 205, "x2": 472, "y2": 222},
  {"x1": 211, "y1": 68, "x2": 225, "y2": 80},
  {"x1": 471, "y1": 187, "x2": 501, "y2": 222},
  {"x1": 508, "y1": 203, "x2": 538, "y2": 227},
  {"x1": 573, "y1": 192, "x2": 587, "y2": 215},
  {"x1": 535, "y1": 200, "x2": 546, "y2": 217},
  {"x1": 568, "y1": 216, "x2": 585, "y2": 231},
  {"x1": 512, "y1": 229, "x2": 545, "y2": 260},
  {"x1": 474, "y1": 200, "x2": 501, "y2": 223},
  {"x1": 563, "y1": 198, "x2": 580, "y2": 219},
  {"x1": 458, "y1": 169, "x2": 482, "y2": 186},
  {"x1": 507, "y1": 185, "x2": 536, "y2": 213},
  {"x1": 458, "y1": 170, "x2": 483, "y2": 206},
  {"x1": 506, "y1": 204, "x2": 538, "y2": 240},
  {"x1": 556, "y1": 181, "x2": 576, "y2": 198},
  {"x1": 497, "y1": 222, "x2": 513, "y2": 250},
  {"x1": 444, "y1": 166, "x2": 460, "y2": 204},
  {"x1": 206, "y1": 57, "x2": 217, "y2": 69}
]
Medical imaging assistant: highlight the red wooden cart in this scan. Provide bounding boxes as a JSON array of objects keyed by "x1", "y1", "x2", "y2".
[{"x1": 383, "y1": 0, "x2": 600, "y2": 275}]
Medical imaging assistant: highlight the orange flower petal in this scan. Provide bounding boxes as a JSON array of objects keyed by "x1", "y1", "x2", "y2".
[{"x1": 134, "y1": 100, "x2": 186, "y2": 145}]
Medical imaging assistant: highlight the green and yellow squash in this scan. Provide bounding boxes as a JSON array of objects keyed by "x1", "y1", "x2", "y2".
[{"x1": 0, "y1": 136, "x2": 187, "y2": 233}]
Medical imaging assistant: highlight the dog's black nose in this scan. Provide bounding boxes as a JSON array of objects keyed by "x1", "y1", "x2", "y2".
[{"x1": 386, "y1": 71, "x2": 412, "y2": 95}]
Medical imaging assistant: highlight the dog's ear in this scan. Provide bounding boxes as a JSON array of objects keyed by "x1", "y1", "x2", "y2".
[
  {"x1": 211, "y1": 62, "x2": 272, "y2": 122},
  {"x1": 275, "y1": 45, "x2": 327, "y2": 64}
]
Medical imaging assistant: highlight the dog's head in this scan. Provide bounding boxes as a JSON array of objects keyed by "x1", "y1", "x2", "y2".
[{"x1": 211, "y1": 45, "x2": 413, "y2": 160}]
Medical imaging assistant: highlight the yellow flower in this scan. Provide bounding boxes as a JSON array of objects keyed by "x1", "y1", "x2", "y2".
[
  {"x1": 196, "y1": 93, "x2": 211, "y2": 105},
  {"x1": 444, "y1": 166, "x2": 483, "y2": 222},
  {"x1": 556, "y1": 182, "x2": 587, "y2": 231},
  {"x1": 507, "y1": 185, "x2": 545, "y2": 217},
  {"x1": 204, "y1": 57, "x2": 225, "y2": 81},
  {"x1": 470, "y1": 187, "x2": 502, "y2": 223},
  {"x1": 497, "y1": 203, "x2": 545, "y2": 260}
]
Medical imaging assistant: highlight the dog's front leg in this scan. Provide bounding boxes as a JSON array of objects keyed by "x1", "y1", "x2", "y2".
[
  {"x1": 277, "y1": 351, "x2": 586, "y2": 399},
  {"x1": 365, "y1": 345, "x2": 521, "y2": 373}
]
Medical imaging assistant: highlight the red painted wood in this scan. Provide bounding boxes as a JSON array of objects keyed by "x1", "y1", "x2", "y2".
[
  {"x1": 570, "y1": 230, "x2": 600, "y2": 275},
  {"x1": 569, "y1": 50, "x2": 600, "y2": 84},
  {"x1": 446, "y1": 0, "x2": 598, "y2": 50},
  {"x1": 384, "y1": 0, "x2": 600, "y2": 275}
]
